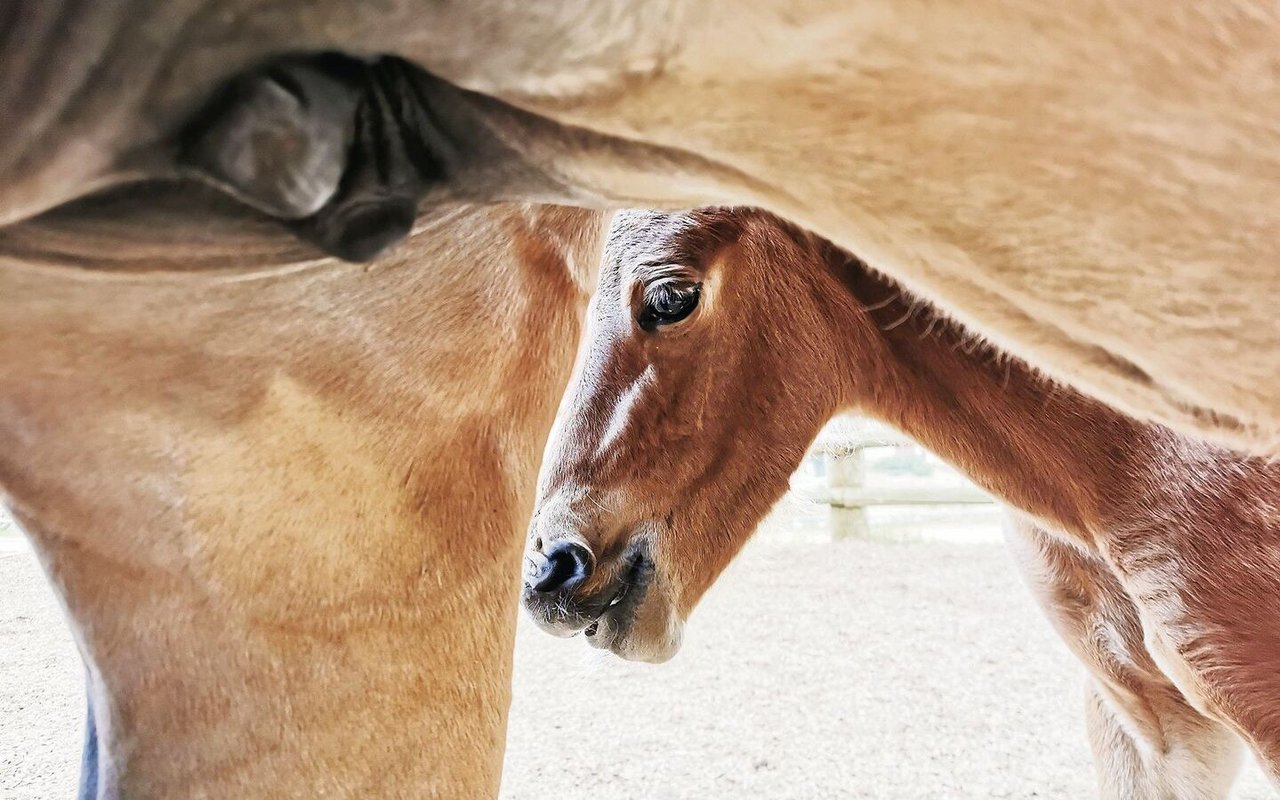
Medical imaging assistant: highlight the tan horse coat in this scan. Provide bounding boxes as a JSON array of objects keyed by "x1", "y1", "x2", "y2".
[
  {"x1": 0, "y1": 192, "x2": 604, "y2": 797},
  {"x1": 2, "y1": 1, "x2": 1278, "y2": 450}
]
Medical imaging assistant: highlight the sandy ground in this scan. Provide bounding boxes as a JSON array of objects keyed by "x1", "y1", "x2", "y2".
[{"x1": 2, "y1": 537, "x2": 1273, "y2": 799}]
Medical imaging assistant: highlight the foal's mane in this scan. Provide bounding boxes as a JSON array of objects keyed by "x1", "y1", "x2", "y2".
[{"x1": 679, "y1": 206, "x2": 1037, "y2": 389}]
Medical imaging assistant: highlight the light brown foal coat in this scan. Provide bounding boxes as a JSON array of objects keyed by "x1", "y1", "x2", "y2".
[
  {"x1": 754, "y1": 214, "x2": 1280, "y2": 794},
  {"x1": 0, "y1": 190, "x2": 604, "y2": 797},
  {"x1": 527, "y1": 209, "x2": 1280, "y2": 798}
]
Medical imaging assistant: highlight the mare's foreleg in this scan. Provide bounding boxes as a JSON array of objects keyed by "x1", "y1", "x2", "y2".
[{"x1": 79, "y1": 681, "x2": 99, "y2": 800}]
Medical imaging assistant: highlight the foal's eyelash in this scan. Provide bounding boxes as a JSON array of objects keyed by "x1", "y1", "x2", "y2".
[
  {"x1": 639, "y1": 262, "x2": 698, "y2": 284},
  {"x1": 643, "y1": 278, "x2": 697, "y2": 302}
]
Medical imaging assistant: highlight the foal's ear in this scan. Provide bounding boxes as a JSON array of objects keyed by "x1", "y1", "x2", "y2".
[{"x1": 178, "y1": 54, "x2": 366, "y2": 221}]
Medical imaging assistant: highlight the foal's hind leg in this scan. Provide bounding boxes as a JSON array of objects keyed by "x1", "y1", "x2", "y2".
[{"x1": 1004, "y1": 514, "x2": 1242, "y2": 799}]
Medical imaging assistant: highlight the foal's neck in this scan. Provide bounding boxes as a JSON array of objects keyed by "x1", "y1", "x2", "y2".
[{"x1": 835, "y1": 265, "x2": 1162, "y2": 540}]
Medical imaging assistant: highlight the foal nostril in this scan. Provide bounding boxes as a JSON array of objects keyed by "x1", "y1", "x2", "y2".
[{"x1": 527, "y1": 540, "x2": 592, "y2": 593}]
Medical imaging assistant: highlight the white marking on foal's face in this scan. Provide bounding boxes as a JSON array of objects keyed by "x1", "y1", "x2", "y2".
[{"x1": 595, "y1": 365, "x2": 657, "y2": 462}]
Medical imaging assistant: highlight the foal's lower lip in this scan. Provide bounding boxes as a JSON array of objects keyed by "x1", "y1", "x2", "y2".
[{"x1": 585, "y1": 567, "x2": 637, "y2": 637}]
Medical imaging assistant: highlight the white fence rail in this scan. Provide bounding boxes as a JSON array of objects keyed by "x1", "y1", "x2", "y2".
[{"x1": 789, "y1": 419, "x2": 994, "y2": 540}]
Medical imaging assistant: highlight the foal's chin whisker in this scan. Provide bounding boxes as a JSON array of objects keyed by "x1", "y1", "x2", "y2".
[{"x1": 586, "y1": 490, "x2": 613, "y2": 514}]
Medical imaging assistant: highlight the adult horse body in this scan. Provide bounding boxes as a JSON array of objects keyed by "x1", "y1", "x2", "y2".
[
  {"x1": 1, "y1": 2, "x2": 1278, "y2": 451},
  {"x1": 0, "y1": 192, "x2": 605, "y2": 797},
  {"x1": 523, "y1": 209, "x2": 1280, "y2": 797},
  {"x1": 3, "y1": 1, "x2": 1280, "y2": 793}
]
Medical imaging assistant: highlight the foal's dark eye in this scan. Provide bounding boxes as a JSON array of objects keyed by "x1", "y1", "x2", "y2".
[{"x1": 639, "y1": 282, "x2": 702, "y2": 331}]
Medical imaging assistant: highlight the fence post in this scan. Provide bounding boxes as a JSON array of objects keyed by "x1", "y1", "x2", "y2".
[{"x1": 826, "y1": 447, "x2": 870, "y2": 540}]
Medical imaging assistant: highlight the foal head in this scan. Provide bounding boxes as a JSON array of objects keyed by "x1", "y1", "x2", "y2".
[{"x1": 521, "y1": 208, "x2": 857, "y2": 661}]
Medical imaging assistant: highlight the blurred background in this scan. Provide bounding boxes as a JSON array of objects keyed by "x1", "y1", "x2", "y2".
[{"x1": 2, "y1": 416, "x2": 1271, "y2": 798}]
